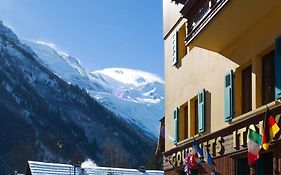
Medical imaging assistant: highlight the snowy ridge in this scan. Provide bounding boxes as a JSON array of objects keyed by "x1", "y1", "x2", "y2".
[
  {"x1": 21, "y1": 39, "x2": 106, "y2": 92},
  {"x1": 22, "y1": 40, "x2": 164, "y2": 138},
  {"x1": 92, "y1": 68, "x2": 163, "y2": 86}
]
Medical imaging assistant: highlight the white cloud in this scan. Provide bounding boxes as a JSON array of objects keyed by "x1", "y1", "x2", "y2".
[{"x1": 81, "y1": 159, "x2": 98, "y2": 168}]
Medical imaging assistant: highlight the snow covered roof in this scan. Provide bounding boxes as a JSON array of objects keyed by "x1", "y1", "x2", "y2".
[
  {"x1": 84, "y1": 166, "x2": 163, "y2": 175},
  {"x1": 27, "y1": 161, "x2": 164, "y2": 175},
  {"x1": 27, "y1": 161, "x2": 77, "y2": 175}
]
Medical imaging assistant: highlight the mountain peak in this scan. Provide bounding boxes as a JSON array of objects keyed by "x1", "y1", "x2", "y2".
[{"x1": 92, "y1": 68, "x2": 164, "y2": 87}]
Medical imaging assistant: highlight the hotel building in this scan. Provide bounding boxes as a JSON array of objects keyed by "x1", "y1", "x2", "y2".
[{"x1": 162, "y1": 0, "x2": 281, "y2": 174}]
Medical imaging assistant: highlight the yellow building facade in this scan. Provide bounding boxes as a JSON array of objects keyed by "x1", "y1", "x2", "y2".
[{"x1": 163, "y1": 0, "x2": 281, "y2": 174}]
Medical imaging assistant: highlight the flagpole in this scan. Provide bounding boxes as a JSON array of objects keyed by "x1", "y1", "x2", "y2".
[{"x1": 264, "y1": 105, "x2": 269, "y2": 128}]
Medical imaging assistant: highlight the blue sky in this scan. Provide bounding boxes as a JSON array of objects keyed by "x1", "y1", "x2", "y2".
[{"x1": 0, "y1": 0, "x2": 164, "y2": 77}]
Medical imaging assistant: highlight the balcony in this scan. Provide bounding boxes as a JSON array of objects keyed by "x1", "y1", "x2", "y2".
[
  {"x1": 182, "y1": 0, "x2": 229, "y2": 48},
  {"x1": 181, "y1": 0, "x2": 281, "y2": 53}
]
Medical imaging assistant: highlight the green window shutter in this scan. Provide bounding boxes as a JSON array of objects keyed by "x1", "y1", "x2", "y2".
[
  {"x1": 275, "y1": 36, "x2": 281, "y2": 100},
  {"x1": 198, "y1": 89, "x2": 205, "y2": 133},
  {"x1": 173, "y1": 107, "x2": 179, "y2": 143},
  {"x1": 224, "y1": 70, "x2": 234, "y2": 122},
  {"x1": 172, "y1": 32, "x2": 178, "y2": 66}
]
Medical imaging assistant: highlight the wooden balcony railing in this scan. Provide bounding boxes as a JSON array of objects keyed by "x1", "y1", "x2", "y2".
[{"x1": 181, "y1": 0, "x2": 229, "y2": 45}]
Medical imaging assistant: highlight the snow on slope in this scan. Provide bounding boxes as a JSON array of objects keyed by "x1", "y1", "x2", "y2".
[
  {"x1": 93, "y1": 68, "x2": 163, "y2": 86},
  {"x1": 89, "y1": 68, "x2": 164, "y2": 137},
  {"x1": 21, "y1": 39, "x2": 106, "y2": 92},
  {"x1": 22, "y1": 40, "x2": 164, "y2": 138}
]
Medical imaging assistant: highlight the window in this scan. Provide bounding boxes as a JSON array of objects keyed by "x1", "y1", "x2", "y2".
[
  {"x1": 236, "y1": 153, "x2": 273, "y2": 175},
  {"x1": 172, "y1": 22, "x2": 188, "y2": 66},
  {"x1": 224, "y1": 70, "x2": 234, "y2": 121},
  {"x1": 173, "y1": 108, "x2": 179, "y2": 143},
  {"x1": 236, "y1": 157, "x2": 250, "y2": 175},
  {"x1": 184, "y1": 105, "x2": 188, "y2": 138},
  {"x1": 190, "y1": 97, "x2": 198, "y2": 136},
  {"x1": 178, "y1": 105, "x2": 189, "y2": 141},
  {"x1": 262, "y1": 51, "x2": 275, "y2": 105},
  {"x1": 242, "y1": 65, "x2": 252, "y2": 114},
  {"x1": 194, "y1": 99, "x2": 198, "y2": 135},
  {"x1": 275, "y1": 36, "x2": 281, "y2": 99},
  {"x1": 197, "y1": 89, "x2": 205, "y2": 133}
]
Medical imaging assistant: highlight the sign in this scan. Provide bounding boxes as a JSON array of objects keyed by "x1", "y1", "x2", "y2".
[
  {"x1": 168, "y1": 136, "x2": 223, "y2": 167},
  {"x1": 164, "y1": 116, "x2": 278, "y2": 170}
]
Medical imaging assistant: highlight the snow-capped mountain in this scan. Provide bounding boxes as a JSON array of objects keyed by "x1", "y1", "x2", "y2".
[
  {"x1": 22, "y1": 39, "x2": 164, "y2": 138},
  {"x1": 0, "y1": 21, "x2": 155, "y2": 172}
]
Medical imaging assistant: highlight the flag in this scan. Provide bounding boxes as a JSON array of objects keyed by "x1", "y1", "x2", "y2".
[
  {"x1": 203, "y1": 146, "x2": 213, "y2": 165},
  {"x1": 184, "y1": 139, "x2": 203, "y2": 174},
  {"x1": 183, "y1": 152, "x2": 191, "y2": 175},
  {"x1": 262, "y1": 109, "x2": 280, "y2": 151},
  {"x1": 184, "y1": 149, "x2": 194, "y2": 175},
  {"x1": 247, "y1": 128, "x2": 262, "y2": 166},
  {"x1": 193, "y1": 138, "x2": 203, "y2": 157}
]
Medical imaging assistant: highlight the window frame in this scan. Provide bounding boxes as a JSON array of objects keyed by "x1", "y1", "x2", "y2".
[
  {"x1": 262, "y1": 50, "x2": 275, "y2": 105},
  {"x1": 241, "y1": 65, "x2": 252, "y2": 114}
]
